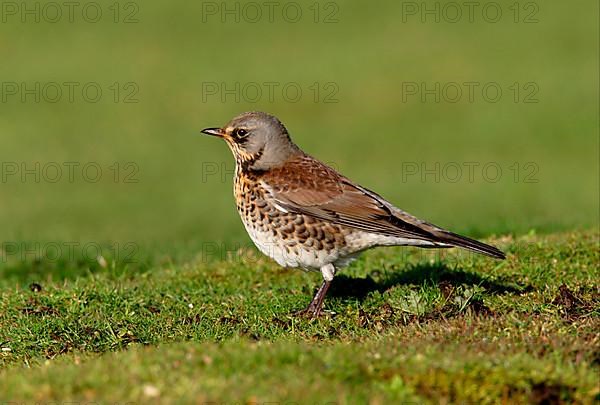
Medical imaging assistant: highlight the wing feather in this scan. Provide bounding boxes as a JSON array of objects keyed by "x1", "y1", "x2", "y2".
[
  {"x1": 260, "y1": 155, "x2": 437, "y2": 241},
  {"x1": 256, "y1": 154, "x2": 505, "y2": 259}
]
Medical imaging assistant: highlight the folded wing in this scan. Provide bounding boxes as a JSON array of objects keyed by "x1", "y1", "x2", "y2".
[{"x1": 259, "y1": 154, "x2": 505, "y2": 259}]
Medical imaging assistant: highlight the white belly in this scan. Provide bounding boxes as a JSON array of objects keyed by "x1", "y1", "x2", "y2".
[
  {"x1": 241, "y1": 221, "x2": 341, "y2": 269},
  {"x1": 241, "y1": 219, "x2": 437, "y2": 270}
]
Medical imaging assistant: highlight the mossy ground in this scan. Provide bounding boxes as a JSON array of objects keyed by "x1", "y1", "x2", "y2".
[{"x1": 1, "y1": 230, "x2": 598, "y2": 403}]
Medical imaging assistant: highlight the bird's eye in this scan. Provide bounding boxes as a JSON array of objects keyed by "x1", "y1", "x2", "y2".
[{"x1": 233, "y1": 128, "x2": 248, "y2": 139}]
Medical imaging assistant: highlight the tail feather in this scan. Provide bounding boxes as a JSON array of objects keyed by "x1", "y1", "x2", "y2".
[{"x1": 432, "y1": 230, "x2": 506, "y2": 259}]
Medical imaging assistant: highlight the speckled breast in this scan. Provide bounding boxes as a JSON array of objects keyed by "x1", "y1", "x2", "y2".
[{"x1": 233, "y1": 169, "x2": 356, "y2": 269}]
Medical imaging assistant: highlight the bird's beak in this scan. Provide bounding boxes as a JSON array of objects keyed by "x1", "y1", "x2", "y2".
[{"x1": 201, "y1": 127, "x2": 225, "y2": 137}]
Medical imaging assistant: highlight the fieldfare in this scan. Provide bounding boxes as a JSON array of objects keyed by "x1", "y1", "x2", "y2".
[{"x1": 202, "y1": 111, "x2": 505, "y2": 317}]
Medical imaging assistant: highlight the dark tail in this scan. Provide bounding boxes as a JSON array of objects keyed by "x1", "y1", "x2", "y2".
[{"x1": 433, "y1": 230, "x2": 506, "y2": 259}]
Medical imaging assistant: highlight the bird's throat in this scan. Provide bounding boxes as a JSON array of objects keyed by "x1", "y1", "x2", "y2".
[{"x1": 237, "y1": 147, "x2": 265, "y2": 173}]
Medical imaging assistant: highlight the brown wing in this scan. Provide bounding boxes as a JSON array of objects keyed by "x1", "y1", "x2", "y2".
[
  {"x1": 259, "y1": 154, "x2": 505, "y2": 259},
  {"x1": 260, "y1": 154, "x2": 440, "y2": 241}
]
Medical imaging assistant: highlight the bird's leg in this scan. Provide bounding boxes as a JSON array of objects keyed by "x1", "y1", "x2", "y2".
[
  {"x1": 303, "y1": 279, "x2": 331, "y2": 317},
  {"x1": 297, "y1": 264, "x2": 336, "y2": 318}
]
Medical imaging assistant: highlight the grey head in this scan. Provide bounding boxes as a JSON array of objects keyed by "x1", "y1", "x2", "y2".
[{"x1": 201, "y1": 111, "x2": 301, "y2": 170}]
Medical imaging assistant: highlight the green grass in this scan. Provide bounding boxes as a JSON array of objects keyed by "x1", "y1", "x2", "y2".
[{"x1": 1, "y1": 230, "x2": 598, "y2": 403}]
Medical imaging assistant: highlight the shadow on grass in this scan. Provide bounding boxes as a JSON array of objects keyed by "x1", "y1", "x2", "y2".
[{"x1": 328, "y1": 262, "x2": 532, "y2": 301}]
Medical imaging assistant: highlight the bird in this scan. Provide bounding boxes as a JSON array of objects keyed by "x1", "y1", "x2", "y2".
[{"x1": 201, "y1": 111, "x2": 505, "y2": 317}]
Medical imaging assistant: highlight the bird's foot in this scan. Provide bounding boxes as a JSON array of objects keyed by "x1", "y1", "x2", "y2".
[
  {"x1": 292, "y1": 301, "x2": 335, "y2": 319},
  {"x1": 293, "y1": 279, "x2": 333, "y2": 319},
  {"x1": 292, "y1": 306, "x2": 335, "y2": 319}
]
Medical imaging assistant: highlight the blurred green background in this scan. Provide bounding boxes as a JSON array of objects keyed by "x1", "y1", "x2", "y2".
[{"x1": 0, "y1": 0, "x2": 597, "y2": 251}]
